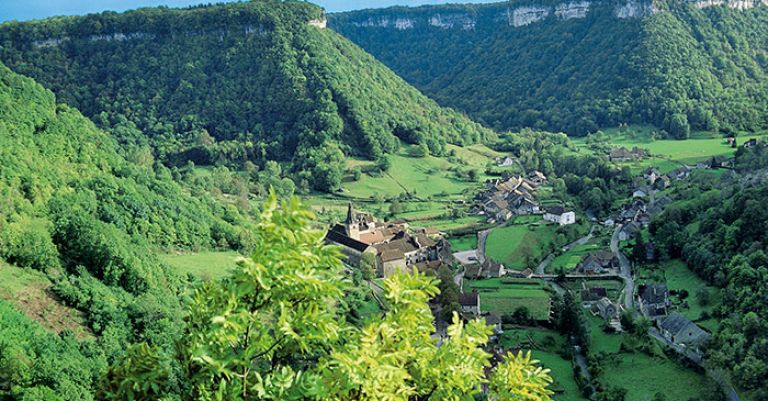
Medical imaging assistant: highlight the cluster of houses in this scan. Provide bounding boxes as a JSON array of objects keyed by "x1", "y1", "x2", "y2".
[
  {"x1": 475, "y1": 173, "x2": 545, "y2": 223},
  {"x1": 607, "y1": 146, "x2": 647, "y2": 162},
  {"x1": 636, "y1": 283, "x2": 711, "y2": 352},
  {"x1": 325, "y1": 204, "x2": 445, "y2": 278},
  {"x1": 580, "y1": 284, "x2": 621, "y2": 327},
  {"x1": 464, "y1": 259, "x2": 507, "y2": 280},
  {"x1": 475, "y1": 172, "x2": 576, "y2": 226},
  {"x1": 614, "y1": 197, "x2": 672, "y2": 241},
  {"x1": 575, "y1": 250, "x2": 619, "y2": 275}
]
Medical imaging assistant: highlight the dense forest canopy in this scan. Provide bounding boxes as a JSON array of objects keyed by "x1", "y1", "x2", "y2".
[
  {"x1": 0, "y1": 0, "x2": 491, "y2": 191},
  {"x1": 0, "y1": 60, "x2": 258, "y2": 399},
  {"x1": 331, "y1": 0, "x2": 768, "y2": 137}
]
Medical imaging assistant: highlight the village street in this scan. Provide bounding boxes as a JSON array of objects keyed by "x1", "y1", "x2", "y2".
[{"x1": 611, "y1": 224, "x2": 635, "y2": 310}]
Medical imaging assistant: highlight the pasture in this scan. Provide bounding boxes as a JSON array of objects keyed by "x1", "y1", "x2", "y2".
[
  {"x1": 160, "y1": 251, "x2": 241, "y2": 280},
  {"x1": 485, "y1": 221, "x2": 558, "y2": 269},
  {"x1": 465, "y1": 278, "x2": 551, "y2": 320}
]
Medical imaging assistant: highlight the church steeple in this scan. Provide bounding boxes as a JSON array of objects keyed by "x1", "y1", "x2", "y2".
[
  {"x1": 346, "y1": 202, "x2": 355, "y2": 224},
  {"x1": 345, "y1": 202, "x2": 360, "y2": 240}
]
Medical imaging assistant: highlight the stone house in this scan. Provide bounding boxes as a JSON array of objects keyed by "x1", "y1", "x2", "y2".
[
  {"x1": 638, "y1": 284, "x2": 670, "y2": 318},
  {"x1": 460, "y1": 292, "x2": 480, "y2": 315},
  {"x1": 593, "y1": 297, "x2": 619, "y2": 321},
  {"x1": 659, "y1": 312, "x2": 711, "y2": 351},
  {"x1": 543, "y1": 205, "x2": 576, "y2": 226}
]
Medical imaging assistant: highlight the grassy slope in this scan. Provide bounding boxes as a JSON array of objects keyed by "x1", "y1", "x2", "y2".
[
  {"x1": 499, "y1": 327, "x2": 588, "y2": 401},
  {"x1": 646, "y1": 259, "x2": 721, "y2": 332},
  {"x1": 485, "y1": 222, "x2": 558, "y2": 269},
  {"x1": 159, "y1": 251, "x2": 241, "y2": 280},
  {"x1": 0, "y1": 262, "x2": 90, "y2": 338},
  {"x1": 584, "y1": 308, "x2": 718, "y2": 400},
  {"x1": 599, "y1": 352, "x2": 717, "y2": 401},
  {"x1": 577, "y1": 126, "x2": 767, "y2": 172},
  {"x1": 305, "y1": 142, "x2": 507, "y2": 233},
  {"x1": 447, "y1": 235, "x2": 477, "y2": 252}
]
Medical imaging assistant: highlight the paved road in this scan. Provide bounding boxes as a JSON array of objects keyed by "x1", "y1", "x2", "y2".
[
  {"x1": 477, "y1": 228, "x2": 492, "y2": 263},
  {"x1": 611, "y1": 224, "x2": 635, "y2": 310},
  {"x1": 454, "y1": 269, "x2": 464, "y2": 293}
]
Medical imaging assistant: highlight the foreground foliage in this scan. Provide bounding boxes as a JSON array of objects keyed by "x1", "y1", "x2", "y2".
[{"x1": 103, "y1": 195, "x2": 554, "y2": 400}]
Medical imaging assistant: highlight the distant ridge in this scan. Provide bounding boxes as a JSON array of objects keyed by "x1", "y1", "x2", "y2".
[{"x1": 331, "y1": 0, "x2": 768, "y2": 136}]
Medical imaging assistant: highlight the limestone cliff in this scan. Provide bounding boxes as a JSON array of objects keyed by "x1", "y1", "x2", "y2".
[{"x1": 332, "y1": 0, "x2": 767, "y2": 31}]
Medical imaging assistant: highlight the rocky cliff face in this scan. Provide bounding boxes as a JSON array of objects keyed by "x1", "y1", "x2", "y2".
[{"x1": 336, "y1": 0, "x2": 768, "y2": 30}]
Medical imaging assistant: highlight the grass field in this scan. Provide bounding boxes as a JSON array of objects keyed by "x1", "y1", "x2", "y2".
[
  {"x1": 485, "y1": 222, "x2": 558, "y2": 269},
  {"x1": 343, "y1": 143, "x2": 501, "y2": 199},
  {"x1": 0, "y1": 261, "x2": 49, "y2": 297},
  {"x1": 657, "y1": 259, "x2": 721, "y2": 331},
  {"x1": 499, "y1": 327, "x2": 587, "y2": 401},
  {"x1": 585, "y1": 314, "x2": 624, "y2": 354},
  {"x1": 598, "y1": 352, "x2": 718, "y2": 401},
  {"x1": 465, "y1": 278, "x2": 551, "y2": 319},
  {"x1": 448, "y1": 235, "x2": 477, "y2": 252},
  {"x1": 578, "y1": 125, "x2": 766, "y2": 171},
  {"x1": 548, "y1": 242, "x2": 602, "y2": 273},
  {"x1": 304, "y1": 142, "x2": 505, "y2": 233},
  {"x1": 160, "y1": 251, "x2": 241, "y2": 280}
]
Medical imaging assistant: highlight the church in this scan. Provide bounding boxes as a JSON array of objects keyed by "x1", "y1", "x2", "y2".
[{"x1": 325, "y1": 204, "x2": 443, "y2": 277}]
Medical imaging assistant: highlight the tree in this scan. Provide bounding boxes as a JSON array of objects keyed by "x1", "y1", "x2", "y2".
[
  {"x1": 360, "y1": 251, "x2": 377, "y2": 280},
  {"x1": 665, "y1": 113, "x2": 690, "y2": 140},
  {"x1": 652, "y1": 392, "x2": 667, "y2": 401},
  {"x1": 631, "y1": 231, "x2": 646, "y2": 263},
  {"x1": 376, "y1": 155, "x2": 392, "y2": 173},
  {"x1": 696, "y1": 287, "x2": 710, "y2": 307},
  {"x1": 389, "y1": 199, "x2": 403, "y2": 215},
  {"x1": 595, "y1": 386, "x2": 627, "y2": 401},
  {"x1": 101, "y1": 195, "x2": 555, "y2": 400}
]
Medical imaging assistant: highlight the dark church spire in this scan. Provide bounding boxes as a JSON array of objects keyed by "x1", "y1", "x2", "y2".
[{"x1": 346, "y1": 202, "x2": 355, "y2": 224}]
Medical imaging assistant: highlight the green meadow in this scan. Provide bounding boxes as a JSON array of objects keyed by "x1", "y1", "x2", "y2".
[
  {"x1": 548, "y1": 241, "x2": 603, "y2": 274},
  {"x1": 465, "y1": 278, "x2": 551, "y2": 319},
  {"x1": 448, "y1": 235, "x2": 478, "y2": 252},
  {"x1": 499, "y1": 327, "x2": 587, "y2": 401},
  {"x1": 160, "y1": 251, "x2": 241, "y2": 280},
  {"x1": 577, "y1": 125, "x2": 767, "y2": 171},
  {"x1": 485, "y1": 222, "x2": 558, "y2": 269}
]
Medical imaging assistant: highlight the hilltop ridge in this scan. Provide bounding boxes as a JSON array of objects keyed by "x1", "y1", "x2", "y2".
[
  {"x1": 331, "y1": 0, "x2": 768, "y2": 136},
  {"x1": 0, "y1": 0, "x2": 490, "y2": 192}
]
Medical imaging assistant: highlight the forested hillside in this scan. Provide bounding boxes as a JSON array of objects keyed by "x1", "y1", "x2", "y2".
[
  {"x1": 650, "y1": 163, "x2": 768, "y2": 396},
  {"x1": 331, "y1": 0, "x2": 768, "y2": 136},
  {"x1": 0, "y1": 0, "x2": 490, "y2": 191},
  {"x1": 0, "y1": 61, "x2": 256, "y2": 398}
]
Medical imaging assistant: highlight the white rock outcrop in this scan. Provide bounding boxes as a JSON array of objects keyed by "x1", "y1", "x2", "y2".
[
  {"x1": 429, "y1": 13, "x2": 476, "y2": 30},
  {"x1": 555, "y1": 1, "x2": 591, "y2": 20},
  {"x1": 614, "y1": 0, "x2": 655, "y2": 18},
  {"x1": 509, "y1": 6, "x2": 550, "y2": 27}
]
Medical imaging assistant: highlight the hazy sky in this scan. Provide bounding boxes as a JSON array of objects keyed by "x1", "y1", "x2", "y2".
[{"x1": 0, "y1": 0, "x2": 498, "y2": 22}]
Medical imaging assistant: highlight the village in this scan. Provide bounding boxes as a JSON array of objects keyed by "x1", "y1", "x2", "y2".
[{"x1": 323, "y1": 139, "x2": 751, "y2": 400}]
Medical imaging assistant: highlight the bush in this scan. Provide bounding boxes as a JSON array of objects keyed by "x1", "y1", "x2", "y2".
[{"x1": 0, "y1": 218, "x2": 60, "y2": 271}]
